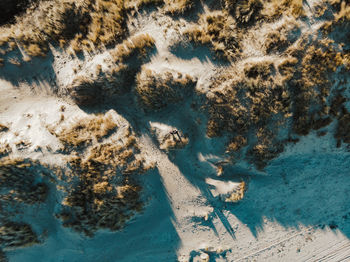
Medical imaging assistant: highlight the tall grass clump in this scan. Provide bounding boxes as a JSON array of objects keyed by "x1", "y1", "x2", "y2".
[{"x1": 135, "y1": 68, "x2": 197, "y2": 110}]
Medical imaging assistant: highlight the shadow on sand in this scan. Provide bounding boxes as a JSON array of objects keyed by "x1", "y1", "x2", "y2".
[
  {"x1": 7, "y1": 168, "x2": 180, "y2": 262},
  {"x1": 0, "y1": 48, "x2": 57, "y2": 91},
  {"x1": 90, "y1": 90, "x2": 350, "y2": 244}
]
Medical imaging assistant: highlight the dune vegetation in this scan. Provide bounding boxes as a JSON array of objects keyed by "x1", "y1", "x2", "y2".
[{"x1": 0, "y1": 0, "x2": 350, "y2": 260}]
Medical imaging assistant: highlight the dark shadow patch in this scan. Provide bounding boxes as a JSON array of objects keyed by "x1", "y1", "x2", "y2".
[
  {"x1": 0, "y1": 49, "x2": 57, "y2": 92},
  {"x1": 0, "y1": 0, "x2": 38, "y2": 25},
  {"x1": 170, "y1": 41, "x2": 230, "y2": 66}
]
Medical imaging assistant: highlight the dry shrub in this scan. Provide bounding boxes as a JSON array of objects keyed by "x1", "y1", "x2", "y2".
[
  {"x1": 225, "y1": 181, "x2": 246, "y2": 202},
  {"x1": 331, "y1": 93, "x2": 350, "y2": 146},
  {"x1": 50, "y1": 110, "x2": 152, "y2": 235},
  {"x1": 8, "y1": 58, "x2": 21, "y2": 66},
  {"x1": 333, "y1": 0, "x2": 350, "y2": 22},
  {"x1": 0, "y1": 222, "x2": 38, "y2": 250},
  {"x1": 244, "y1": 60, "x2": 275, "y2": 79},
  {"x1": 87, "y1": 0, "x2": 126, "y2": 47},
  {"x1": 226, "y1": 135, "x2": 247, "y2": 153},
  {"x1": 0, "y1": 158, "x2": 48, "y2": 204},
  {"x1": 0, "y1": 158, "x2": 51, "y2": 250},
  {"x1": 124, "y1": 0, "x2": 164, "y2": 10},
  {"x1": 330, "y1": 93, "x2": 347, "y2": 117},
  {"x1": 55, "y1": 114, "x2": 152, "y2": 235},
  {"x1": 111, "y1": 33, "x2": 156, "y2": 63},
  {"x1": 261, "y1": 0, "x2": 306, "y2": 20},
  {"x1": 67, "y1": 34, "x2": 156, "y2": 106},
  {"x1": 247, "y1": 128, "x2": 284, "y2": 169},
  {"x1": 207, "y1": 63, "x2": 290, "y2": 138},
  {"x1": 265, "y1": 31, "x2": 289, "y2": 54},
  {"x1": 49, "y1": 113, "x2": 118, "y2": 152},
  {"x1": 184, "y1": 12, "x2": 242, "y2": 60},
  {"x1": 43, "y1": 1, "x2": 90, "y2": 42},
  {"x1": 322, "y1": 1, "x2": 350, "y2": 44},
  {"x1": 0, "y1": 145, "x2": 11, "y2": 159},
  {"x1": 0, "y1": 0, "x2": 38, "y2": 25},
  {"x1": 135, "y1": 68, "x2": 197, "y2": 110},
  {"x1": 164, "y1": 0, "x2": 194, "y2": 15},
  {"x1": 25, "y1": 43, "x2": 46, "y2": 57},
  {"x1": 67, "y1": 75, "x2": 103, "y2": 106},
  {"x1": 291, "y1": 40, "x2": 342, "y2": 135},
  {"x1": 0, "y1": 124, "x2": 8, "y2": 133},
  {"x1": 264, "y1": 22, "x2": 300, "y2": 54},
  {"x1": 125, "y1": 0, "x2": 193, "y2": 14},
  {"x1": 277, "y1": 56, "x2": 298, "y2": 81},
  {"x1": 225, "y1": 0, "x2": 263, "y2": 25},
  {"x1": 301, "y1": 40, "x2": 342, "y2": 88},
  {"x1": 0, "y1": 0, "x2": 126, "y2": 58},
  {"x1": 160, "y1": 132, "x2": 189, "y2": 150},
  {"x1": 206, "y1": 59, "x2": 293, "y2": 167}
]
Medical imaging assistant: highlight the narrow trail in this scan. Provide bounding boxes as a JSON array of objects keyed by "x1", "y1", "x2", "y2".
[{"x1": 139, "y1": 134, "x2": 229, "y2": 254}]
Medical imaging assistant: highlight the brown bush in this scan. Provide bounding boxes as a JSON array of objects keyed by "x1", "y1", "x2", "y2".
[
  {"x1": 291, "y1": 40, "x2": 342, "y2": 135},
  {"x1": 205, "y1": 59, "x2": 293, "y2": 168},
  {"x1": 278, "y1": 56, "x2": 298, "y2": 81},
  {"x1": 0, "y1": 158, "x2": 49, "y2": 205},
  {"x1": 226, "y1": 135, "x2": 247, "y2": 153},
  {"x1": 0, "y1": 124, "x2": 8, "y2": 133},
  {"x1": 49, "y1": 114, "x2": 118, "y2": 152},
  {"x1": 0, "y1": 0, "x2": 126, "y2": 58},
  {"x1": 124, "y1": 0, "x2": 164, "y2": 10},
  {"x1": 0, "y1": 0, "x2": 38, "y2": 25},
  {"x1": 224, "y1": 0, "x2": 263, "y2": 25},
  {"x1": 0, "y1": 222, "x2": 38, "y2": 249},
  {"x1": 67, "y1": 75, "x2": 103, "y2": 106},
  {"x1": 50, "y1": 111, "x2": 153, "y2": 235},
  {"x1": 135, "y1": 68, "x2": 197, "y2": 110},
  {"x1": 0, "y1": 145, "x2": 11, "y2": 159},
  {"x1": 111, "y1": 33, "x2": 156, "y2": 63},
  {"x1": 261, "y1": 0, "x2": 306, "y2": 20},
  {"x1": 184, "y1": 12, "x2": 242, "y2": 60},
  {"x1": 59, "y1": 138, "x2": 150, "y2": 235},
  {"x1": 164, "y1": 0, "x2": 194, "y2": 15},
  {"x1": 207, "y1": 65, "x2": 290, "y2": 137},
  {"x1": 244, "y1": 61, "x2": 275, "y2": 79}
]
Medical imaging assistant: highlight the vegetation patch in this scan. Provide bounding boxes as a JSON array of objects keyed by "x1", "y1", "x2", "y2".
[
  {"x1": 48, "y1": 113, "x2": 118, "y2": 152},
  {"x1": 67, "y1": 75, "x2": 103, "y2": 106},
  {"x1": 135, "y1": 68, "x2": 197, "y2": 110},
  {"x1": 224, "y1": 0, "x2": 263, "y2": 25},
  {"x1": 206, "y1": 59, "x2": 290, "y2": 168},
  {"x1": 0, "y1": 222, "x2": 38, "y2": 250},
  {"x1": 0, "y1": 0, "x2": 126, "y2": 58},
  {"x1": 163, "y1": 0, "x2": 194, "y2": 15},
  {"x1": 124, "y1": 0, "x2": 164, "y2": 10},
  {"x1": 68, "y1": 33, "x2": 156, "y2": 106},
  {"x1": 111, "y1": 33, "x2": 156, "y2": 63},
  {"x1": 0, "y1": 124, "x2": 8, "y2": 133},
  {"x1": 184, "y1": 12, "x2": 242, "y2": 61},
  {"x1": 0, "y1": 158, "x2": 49, "y2": 205},
  {"x1": 207, "y1": 60, "x2": 290, "y2": 138},
  {"x1": 205, "y1": 30, "x2": 350, "y2": 168},
  {"x1": 261, "y1": 0, "x2": 306, "y2": 20},
  {"x1": 288, "y1": 39, "x2": 343, "y2": 135},
  {"x1": 0, "y1": 145, "x2": 11, "y2": 159},
  {"x1": 51, "y1": 110, "x2": 153, "y2": 236},
  {"x1": 264, "y1": 22, "x2": 300, "y2": 54},
  {"x1": 0, "y1": 0, "x2": 38, "y2": 25}
]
